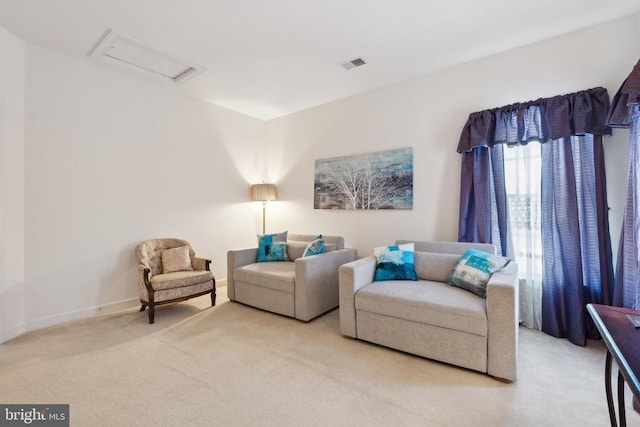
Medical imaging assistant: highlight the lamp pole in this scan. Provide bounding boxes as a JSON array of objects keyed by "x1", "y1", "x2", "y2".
[{"x1": 250, "y1": 183, "x2": 277, "y2": 235}]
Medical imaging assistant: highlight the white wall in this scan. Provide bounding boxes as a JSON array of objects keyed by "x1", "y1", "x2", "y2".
[
  {"x1": 0, "y1": 26, "x2": 25, "y2": 343},
  {"x1": 23, "y1": 44, "x2": 267, "y2": 330},
  {"x1": 5, "y1": 13, "x2": 640, "y2": 338},
  {"x1": 265, "y1": 14, "x2": 640, "y2": 258}
]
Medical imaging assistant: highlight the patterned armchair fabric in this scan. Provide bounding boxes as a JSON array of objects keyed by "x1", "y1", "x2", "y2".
[{"x1": 136, "y1": 238, "x2": 215, "y2": 323}]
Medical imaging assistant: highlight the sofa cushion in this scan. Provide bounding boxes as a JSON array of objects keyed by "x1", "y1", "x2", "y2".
[
  {"x1": 234, "y1": 262, "x2": 295, "y2": 293},
  {"x1": 161, "y1": 246, "x2": 193, "y2": 273},
  {"x1": 150, "y1": 270, "x2": 213, "y2": 290},
  {"x1": 374, "y1": 243, "x2": 418, "y2": 281},
  {"x1": 355, "y1": 280, "x2": 487, "y2": 337},
  {"x1": 153, "y1": 280, "x2": 214, "y2": 302},
  {"x1": 414, "y1": 252, "x2": 460, "y2": 282},
  {"x1": 447, "y1": 248, "x2": 510, "y2": 297},
  {"x1": 257, "y1": 231, "x2": 289, "y2": 262},
  {"x1": 324, "y1": 243, "x2": 337, "y2": 252},
  {"x1": 287, "y1": 241, "x2": 308, "y2": 261}
]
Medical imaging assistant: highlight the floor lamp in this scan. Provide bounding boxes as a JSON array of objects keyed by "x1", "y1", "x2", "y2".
[{"x1": 251, "y1": 183, "x2": 277, "y2": 234}]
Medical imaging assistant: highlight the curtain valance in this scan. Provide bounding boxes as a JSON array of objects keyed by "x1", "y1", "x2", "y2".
[
  {"x1": 607, "y1": 58, "x2": 640, "y2": 128},
  {"x1": 457, "y1": 87, "x2": 611, "y2": 153}
]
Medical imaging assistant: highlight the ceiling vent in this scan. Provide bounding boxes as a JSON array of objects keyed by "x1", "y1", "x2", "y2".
[
  {"x1": 89, "y1": 30, "x2": 205, "y2": 83},
  {"x1": 342, "y1": 57, "x2": 366, "y2": 70}
]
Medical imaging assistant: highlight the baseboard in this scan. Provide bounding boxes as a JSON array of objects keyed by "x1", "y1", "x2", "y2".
[
  {"x1": 1, "y1": 323, "x2": 26, "y2": 344},
  {"x1": 25, "y1": 297, "x2": 140, "y2": 333},
  {"x1": 19, "y1": 281, "x2": 228, "y2": 336}
]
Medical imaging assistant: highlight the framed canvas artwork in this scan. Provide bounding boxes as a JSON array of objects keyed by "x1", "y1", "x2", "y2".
[{"x1": 314, "y1": 147, "x2": 413, "y2": 210}]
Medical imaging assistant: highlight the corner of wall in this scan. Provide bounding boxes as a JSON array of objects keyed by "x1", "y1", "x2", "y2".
[{"x1": 0, "y1": 25, "x2": 26, "y2": 343}]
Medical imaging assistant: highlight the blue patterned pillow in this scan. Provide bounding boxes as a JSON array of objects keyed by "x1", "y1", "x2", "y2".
[
  {"x1": 374, "y1": 243, "x2": 418, "y2": 281},
  {"x1": 257, "y1": 231, "x2": 289, "y2": 262},
  {"x1": 303, "y1": 235, "x2": 325, "y2": 257},
  {"x1": 447, "y1": 248, "x2": 510, "y2": 297}
]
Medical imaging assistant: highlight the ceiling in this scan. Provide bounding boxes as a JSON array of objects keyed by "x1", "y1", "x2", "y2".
[{"x1": 0, "y1": 0, "x2": 639, "y2": 120}]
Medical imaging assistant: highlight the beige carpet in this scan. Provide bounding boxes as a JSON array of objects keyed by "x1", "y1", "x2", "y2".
[{"x1": 0, "y1": 287, "x2": 637, "y2": 427}]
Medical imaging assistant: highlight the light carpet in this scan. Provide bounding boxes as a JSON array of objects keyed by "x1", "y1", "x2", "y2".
[{"x1": 0, "y1": 287, "x2": 637, "y2": 426}]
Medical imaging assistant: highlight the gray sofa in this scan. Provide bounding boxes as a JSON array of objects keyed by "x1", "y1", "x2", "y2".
[
  {"x1": 227, "y1": 234, "x2": 358, "y2": 321},
  {"x1": 339, "y1": 240, "x2": 518, "y2": 381}
]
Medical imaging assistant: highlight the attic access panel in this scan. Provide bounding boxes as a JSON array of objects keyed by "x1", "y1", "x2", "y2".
[{"x1": 89, "y1": 30, "x2": 205, "y2": 83}]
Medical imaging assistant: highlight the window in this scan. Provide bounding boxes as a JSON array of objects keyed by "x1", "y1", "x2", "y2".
[{"x1": 504, "y1": 143, "x2": 542, "y2": 329}]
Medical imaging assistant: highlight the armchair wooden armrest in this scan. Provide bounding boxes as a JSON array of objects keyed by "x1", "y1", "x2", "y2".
[{"x1": 192, "y1": 256, "x2": 211, "y2": 271}]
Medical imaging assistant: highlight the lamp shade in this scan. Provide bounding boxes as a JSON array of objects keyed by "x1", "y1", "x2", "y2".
[{"x1": 251, "y1": 183, "x2": 277, "y2": 202}]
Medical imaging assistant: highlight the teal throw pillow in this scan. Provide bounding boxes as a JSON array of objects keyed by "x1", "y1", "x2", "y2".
[
  {"x1": 257, "y1": 231, "x2": 289, "y2": 262},
  {"x1": 447, "y1": 248, "x2": 510, "y2": 297},
  {"x1": 303, "y1": 235, "x2": 325, "y2": 257},
  {"x1": 374, "y1": 243, "x2": 418, "y2": 281}
]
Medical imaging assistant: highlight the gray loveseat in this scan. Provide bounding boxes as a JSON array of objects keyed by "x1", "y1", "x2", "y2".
[
  {"x1": 339, "y1": 240, "x2": 518, "y2": 381},
  {"x1": 227, "y1": 234, "x2": 358, "y2": 321}
]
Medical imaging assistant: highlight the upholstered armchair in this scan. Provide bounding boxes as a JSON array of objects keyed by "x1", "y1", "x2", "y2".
[
  {"x1": 227, "y1": 233, "x2": 358, "y2": 321},
  {"x1": 136, "y1": 238, "x2": 216, "y2": 323}
]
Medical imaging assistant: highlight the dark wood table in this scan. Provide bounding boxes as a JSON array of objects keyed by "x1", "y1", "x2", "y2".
[{"x1": 587, "y1": 303, "x2": 640, "y2": 427}]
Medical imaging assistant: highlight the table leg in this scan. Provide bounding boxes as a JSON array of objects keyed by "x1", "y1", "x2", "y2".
[
  {"x1": 606, "y1": 351, "x2": 618, "y2": 427},
  {"x1": 618, "y1": 370, "x2": 626, "y2": 427}
]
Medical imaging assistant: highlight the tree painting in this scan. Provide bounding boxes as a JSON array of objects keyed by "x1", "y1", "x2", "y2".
[{"x1": 314, "y1": 147, "x2": 413, "y2": 210}]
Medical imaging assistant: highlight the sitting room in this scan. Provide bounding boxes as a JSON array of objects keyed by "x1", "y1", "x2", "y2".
[{"x1": 1, "y1": 1, "x2": 640, "y2": 425}]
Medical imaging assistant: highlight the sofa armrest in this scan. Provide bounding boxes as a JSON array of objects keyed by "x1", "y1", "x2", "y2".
[
  {"x1": 192, "y1": 256, "x2": 211, "y2": 272},
  {"x1": 338, "y1": 256, "x2": 376, "y2": 337},
  {"x1": 486, "y1": 262, "x2": 519, "y2": 381},
  {"x1": 226, "y1": 248, "x2": 258, "y2": 301},
  {"x1": 294, "y1": 248, "x2": 358, "y2": 321}
]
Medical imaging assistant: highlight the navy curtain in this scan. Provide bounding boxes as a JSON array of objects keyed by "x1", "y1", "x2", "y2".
[
  {"x1": 458, "y1": 145, "x2": 508, "y2": 256},
  {"x1": 613, "y1": 112, "x2": 640, "y2": 309},
  {"x1": 540, "y1": 135, "x2": 613, "y2": 344},
  {"x1": 458, "y1": 88, "x2": 614, "y2": 345},
  {"x1": 607, "y1": 59, "x2": 640, "y2": 310}
]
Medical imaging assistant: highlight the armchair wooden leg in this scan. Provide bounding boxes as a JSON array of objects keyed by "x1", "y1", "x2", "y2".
[
  {"x1": 210, "y1": 278, "x2": 217, "y2": 306},
  {"x1": 148, "y1": 306, "x2": 155, "y2": 324},
  {"x1": 139, "y1": 304, "x2": 146, "y2": 312}
]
